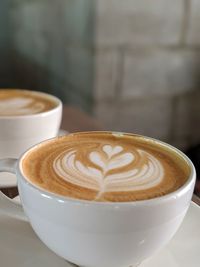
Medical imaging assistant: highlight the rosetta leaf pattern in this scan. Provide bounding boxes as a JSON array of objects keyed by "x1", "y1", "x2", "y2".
[{"x1": 54, "y1": 145, "x2": 164, "y2": 200}]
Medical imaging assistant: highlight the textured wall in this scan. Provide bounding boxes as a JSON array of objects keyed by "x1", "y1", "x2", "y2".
[
  {"x1": 0, "y1": 0, "x2": 11, "y2": 86},
  {"x1": 94, "y1": 0, "x2": 200, "y2": 150},
  {"x1": 9, "y1": 0, "x2": 95, "y2": 112},
  {"x1": 2, "y1": 0, "x2": 200, "y2": 149}
]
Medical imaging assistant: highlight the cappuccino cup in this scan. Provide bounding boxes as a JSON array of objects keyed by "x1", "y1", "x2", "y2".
[
  {"x1": 0, "y1": 89, "x2": 62, "y2": 159},
  {"x1": 0, "y1": 132, "x2": 196, "y2": 267}
]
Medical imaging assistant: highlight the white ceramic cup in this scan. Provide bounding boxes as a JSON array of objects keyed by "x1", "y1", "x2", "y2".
[
  {"x1": 0, "y1": 89, "x2": 62, "y2": 158},
  {"x1": 0, "y1": 134, "x2": 196, "y2": 267}
]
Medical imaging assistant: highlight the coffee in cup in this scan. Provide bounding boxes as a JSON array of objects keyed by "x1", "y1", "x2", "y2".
[
  {"x1": 22, "y1": 132, "x2": 190, "y2": 202},
  {"x1": 0, "y1": 89, "x2": 58, "y2": 116},
  {"x1": 0, "y1": 89, "x2": 62, "y2": 159}
]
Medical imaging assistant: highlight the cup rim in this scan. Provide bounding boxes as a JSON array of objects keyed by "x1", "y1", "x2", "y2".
[
  {"x1": 18, "y1": 131, "x2": 196, "y2": 207},
  {"x1": 0, "y1": 89, "x2": 62, "y2": 119}
]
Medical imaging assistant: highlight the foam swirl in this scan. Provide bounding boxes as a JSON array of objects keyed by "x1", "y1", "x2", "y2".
[
  {"x1": 0, "y1": 97, "x2": 47, "y2": 115},
  {"x1": 22, "y1": 133, "x2": 190, "y2": 202},
  {"x1": 53, "y1": 144, "x2": 164, "y2": 200}
]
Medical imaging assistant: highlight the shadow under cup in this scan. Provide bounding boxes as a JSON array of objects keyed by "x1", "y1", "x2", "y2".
[{"x1": 14, "y1": 133, "x2": 196, "y2": 267}]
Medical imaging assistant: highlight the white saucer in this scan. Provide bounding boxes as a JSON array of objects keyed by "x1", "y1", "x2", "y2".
[
  {"x1": 0, "y1": 202, "x2": 199, "y2": 267},
  {"x1": 0, "y1": 212, "x2": 74, "y2": 267},
  {"x1": 0, "y1": 129, "x2": 68, "y2": 188}
]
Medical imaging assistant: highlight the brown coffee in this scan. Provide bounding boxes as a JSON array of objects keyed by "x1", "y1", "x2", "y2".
[
  {"x1": 0, "y1": 89, "x2": 58, "y2": 116},
  {"x1": 21, "y1": 132, "x2": 190, "y2": 202}
]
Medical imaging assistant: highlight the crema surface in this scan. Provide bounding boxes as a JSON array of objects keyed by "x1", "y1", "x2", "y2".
[
  {"x1": 22, "y1": 132, "x2": 190, "y2": 202},
  {"x1": 0, "y1": 89, "x2": 57, "y2": 116}
]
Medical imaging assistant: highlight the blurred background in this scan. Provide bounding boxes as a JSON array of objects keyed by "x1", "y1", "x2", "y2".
[{"x1": 0, "y1": 0, "x2": 200, "y2": 151}]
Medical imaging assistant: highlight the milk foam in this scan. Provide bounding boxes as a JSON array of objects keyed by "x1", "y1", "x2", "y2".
[
  {"x1": 0, "y1": 97, "x2": 46, "y2": 115},
  {"x1": 53, "y1": 144, "x2": 164, "y2": 200},
  {"x1": 22, "y1": 133, "x2": 189, "y2": 202}
]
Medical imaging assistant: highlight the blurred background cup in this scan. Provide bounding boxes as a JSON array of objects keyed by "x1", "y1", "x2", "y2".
[
  {"x1": 0, "y1": 89, "x2": 62, "y2": 158},
  {"x1": 0, "y1": 89, "x2": 62, "y2": 189}
]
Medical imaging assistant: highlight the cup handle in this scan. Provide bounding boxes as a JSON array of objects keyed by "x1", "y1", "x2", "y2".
[{"x1": 0, "y1": 159, "x2": 27, "y2": 221}]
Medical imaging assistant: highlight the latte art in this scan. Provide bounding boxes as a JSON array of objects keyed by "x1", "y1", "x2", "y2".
[
  {"x1": 53, "y1": 145, "x2": 164, "y2": 200},
  {"x1": 0, "y1": 97, "x2": 46, "y2": 115},
  {"x1": 0, "y1": 89, "x2": 57, "y2": 116},
  {"x1": 22, "y1": 132, "x2": 190, "y2": 202}
]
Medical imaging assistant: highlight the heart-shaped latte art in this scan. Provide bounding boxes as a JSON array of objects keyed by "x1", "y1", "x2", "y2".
[
  {"x1": 103, "y1": 145, "x2": 123, "y2": 157},
  {"x1": 53, "y1": 145, "x2": 164, "y2": 200}
]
